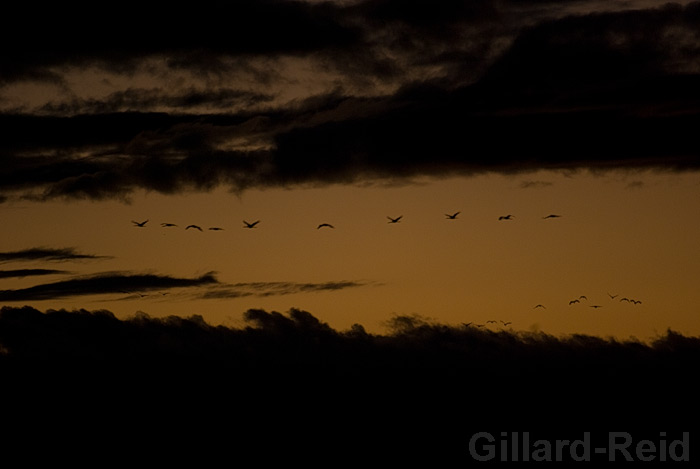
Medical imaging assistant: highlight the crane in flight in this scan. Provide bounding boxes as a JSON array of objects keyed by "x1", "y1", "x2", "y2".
[
  {"x1": 243, "y1": 220, "x2": 260, "y2": 229},
  {"x1": 317, "y1": 223, "x2": 335, "y2": 229},
  {"x1": 445, "y1": 212, "x2": 460, "y2": 219},
  {"x1": 387, "y1": 216, "x2": 403, "y2": 224},
  {"x1": 132, "y1": 220, "x2": 149, "y2": 227},
  {"x1": 186, "y1": 225, "x2": 203, "y2": 231}
]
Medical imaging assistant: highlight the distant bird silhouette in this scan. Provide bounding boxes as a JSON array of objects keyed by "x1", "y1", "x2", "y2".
[
  {"x1": 501, "y1": 321, "x2": 512, "y2": 326},
  {"x1": 590, "y1": 305, "x2": 603, "y2": 309},
  {"x1": 317, "y1": 223, "x2": 335, "y2": 229},
  {"x1": 569, "y1": 299, "x2": 580, "y2": 305},
  {"x1": 534, "y1": 304, "x2": 546, "y2": 309},
  {"x1": 608, "y1": 293, "x2": 619, "y2": 299},
  {"x1": 620, "y1": 297, "x2": 631, "y2": 302},
  {"x1": 579, "y1": 295, "x2": 588, "y2": 301},
  {"x1": 445, "y1": 212, "x2": 460, "y2": 219},
  {"x1": 387, "y1": 216, "x2": 403, "y2": 224},
  {"x1": 208, "y1": 227, "x2": 224, "y2": 231},
  {"x1": 631, "y1": 299, "x2": 643, "y2": 305},
  {"x1": 243, "y1": 220, "x2": 260, "y2": 229},
  {"x1": 186, "y1": 225, "x2": 203, "y2": 231},
  {"x1": 542, "y1": 214, "x2": 561, "y2": 219},
  {"x1": 498, "y1": 215, "x2": 514, "y2": 220},
  {"x1": 132, "y1": 220, "x2": 149, "y2": 227},
  {"x1": 161, "y1": 223, "x2": 178, "y2": 227}
]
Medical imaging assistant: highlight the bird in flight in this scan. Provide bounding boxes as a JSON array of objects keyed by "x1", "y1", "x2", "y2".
[
  {"x1": 186, "y1": 225, "x2": 203, "y2": 231},
  {"x1": 569, "y1": 299, "x2": 580, "y2": 305},
  {"x1": 498, "y1": 215, "x2": 514, "y2": 220},
  {"x1": 132, "y1": 220, "x2": 149, "y2": 227},
  {"x1": 620, "y1": 297, "x2": 631, "y2": 302},
  {"x1": 243, "y1": 220, "x2": 260, "y2": 229},
  {"x1": 161, "y1": 223, "x2": 178, "y2": 227},
  {"x1": 445, "y1": 212, "x2": 460, "y2": 219},
  {"x1": 208, "y1": 227, "x2": 224, "y2": 231},
  {"x1": 542, "y1": 214, "x2": 561, "y2": 219},
  {"x1": 501, "y1": 321, "x2": 512, "y2": 326},
  {"x1": 534, "y1": 304, "x2": 546, "y2": 309},
  {"x1": 631, "y1": 299, "x2": 643, "y2": 305},
  {"x1": 579, "y1": 295, "x2": 588, "y2": 301},
  {"x1": 590, "y1": 305, "x2": 603, "y2": 309},
  {"x1": 608, "y1": 293, "x2": 619, "y2": 299},
  {"x1": 387, "y1": 216, "x2": 403, "y2": 224},
  {"x1": 317, "y1": 223, "x2": 335, "y2": 229}
]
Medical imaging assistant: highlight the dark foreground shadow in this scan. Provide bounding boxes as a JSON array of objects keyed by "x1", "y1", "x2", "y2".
[{"x1": 0, "y1": 306, "x2": 696, "y2": 466}]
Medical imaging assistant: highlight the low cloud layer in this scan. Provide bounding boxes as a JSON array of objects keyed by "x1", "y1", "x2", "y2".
[{"x1": 2, "y1": 1, "x2": 700, "y2": 203}]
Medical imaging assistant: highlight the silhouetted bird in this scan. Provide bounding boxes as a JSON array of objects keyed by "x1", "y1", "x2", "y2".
[
  {"x1": 161, "y1": 223, "x2": 178, "y2": 227},
  {"x1": 445, "y1": 212, "x2": 460, "y2": 219},
  {"x1": 569, "y1": 299, "x2": 580, "y2": 305},
  {"x1": 579, "y1": 295, "x2": 588, "y2": 300},
  {"x1": 608, "y1": 292, "x2": 618, "y2": 299},
  {"x1": 590, "y1": 305, "x2": 603, "y2": 309},
  {"x1": 498, "y1": 215, "x2": 514, "y2": 220},
  {"x1": 534, "y1": 304, "x2": 546, "y2": 309},
  {"x1": 620, "y1": 297, "x2": 631, "y2": 302},
  {"x1": 632, "y1": 300, "x2": 643, "y2": 305},
  {"x1": 243, "y1": 220, "x2": 260, "y2": 229},
  {"x1": 502, "y1": 321, "x2": 512, "y2": 326},
  {"x1": 186, "y1": 225, "x2": 203, "y2": 231},
  {"x1": 132, "y1": 220, "x2": 149, "y2": 227},
  {"x1": 208, "y1": 227, "x2": 224, "y2": 231},
  {"x1": 317, "y1": 223, "x2": 335, "y2": 229},
  {"x1": 543, "y1": 214, "x2": 561, "y2": 219},
  {"x1": 387, "y1": 216, "x2": 403, "y2": 224}
]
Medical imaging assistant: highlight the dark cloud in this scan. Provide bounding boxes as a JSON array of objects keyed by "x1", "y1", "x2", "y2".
[
  {"x1": 2, "y1": 1, "x2": 700, "y2": 202},
  {"x1": 0, "y1": 271, "x2": 218, "y2": 302},
  {"x1": 0, "y1": 269, "x2": 69, "y2": 279},
  {"x1": 0, "y1": 247, "x2": 109, "y2": 263},
  {"x1": 38, "y1": 87, "x2": 276, "y2": 115}
]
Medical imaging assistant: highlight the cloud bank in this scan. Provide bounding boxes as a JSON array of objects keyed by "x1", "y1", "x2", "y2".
[{"x1": 2, "y1": 1, "x2": 700, "y2": 203}]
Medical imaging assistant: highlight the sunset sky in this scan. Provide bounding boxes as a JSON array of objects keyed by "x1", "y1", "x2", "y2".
[{"x1": 2, "y1": 0, "x2": 700, "y2": 341}]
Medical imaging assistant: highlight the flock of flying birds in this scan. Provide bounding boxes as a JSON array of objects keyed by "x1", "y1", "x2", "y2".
[
  {"x1": 130, "y1": 212, "x2": 564, "y2": 230},
  {"x1": 129, "y1": 211, "x2": 647, "y2": 328},
  {"x1": 534, "y1": 292, "x2": 644, "y2": 311}
]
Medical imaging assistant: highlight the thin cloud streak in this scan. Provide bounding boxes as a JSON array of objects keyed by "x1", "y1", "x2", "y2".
[
  {"x1": 0, "y1": 247, "x2": 110, "y2": 263},
  {"x1": 198, "y1": 280, "x2": 375, "y2": 299},
  {"x1": 0, "y1": 269, "x2": 69, "y2": 279},
  {"x1": 0, "y1": 271, "x2": 218, "y2": 302}
]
